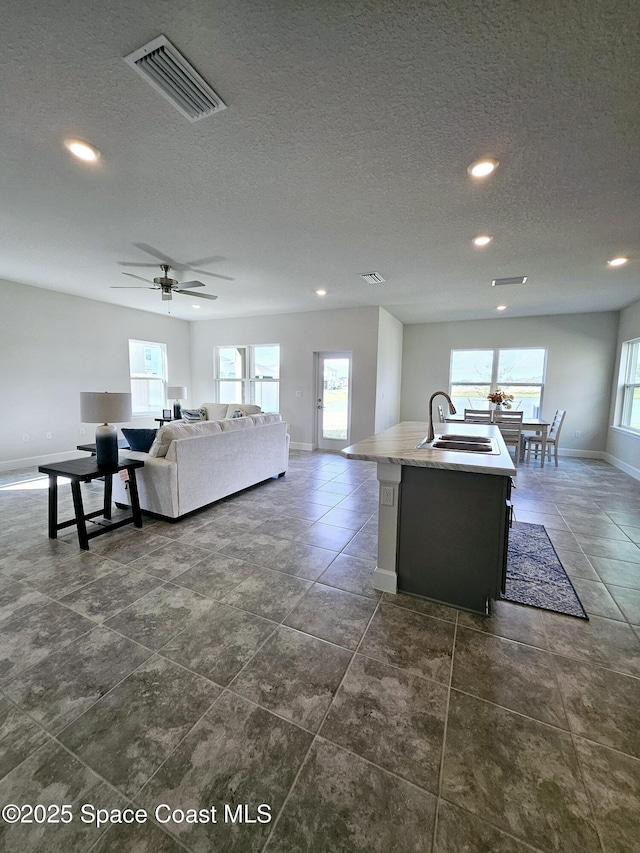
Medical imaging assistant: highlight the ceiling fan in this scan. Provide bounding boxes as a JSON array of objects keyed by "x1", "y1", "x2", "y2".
[
  {"x1": 111, "y1": 263, "x2": 218, "y2": 302},
  {"x1": 118, "y1": 242, "x2": 234, "y2": 281}
]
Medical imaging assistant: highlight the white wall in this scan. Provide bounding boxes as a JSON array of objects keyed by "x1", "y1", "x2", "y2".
[
  {"x1": 606, "y1": 297, "x2": 640, "y2": 477},
  {"x1": 374, "y1": 308, "x2": 403, "y2": 432},
  {"x1": 400, "y1": 312, "x2": 620, "y2": 455},
  {"x1": 0, "y1": 280, "x2": 192, "y2": 470},
  {"x1": 189, "y1": 307, "x2": 382, "y2": 449}
]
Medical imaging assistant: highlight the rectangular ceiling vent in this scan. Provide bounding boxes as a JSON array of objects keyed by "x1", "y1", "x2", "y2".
[
  {"x1": 360, "y1": 272, "x2": 385, "y2": 284},
  {"x1": 491, "y1": 276, "x2": 528, "y2": 287},
  {"x1": 124, "y1": 35, "x2": 226, "y2": 122}
]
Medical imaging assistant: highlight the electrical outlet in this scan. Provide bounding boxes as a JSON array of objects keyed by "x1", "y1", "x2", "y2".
[
  {"x1": 295, "y1": 390, "x2": 303, "y2": 398},
  {"x1": 79, "y1": 428, "x2": 86, "y2": 436},
  {"x1": 22, "y1": 432, "x2": 30, "y2": 443},
  {"x1": 574, "y1": 430, "x2": 581, "y2": 438},
  {"x1": 381, "y1": 485, "x2": 394, "y2": 507},
  {"x1": 45, "y1": 432, "x2": 52, "y2": 440}
]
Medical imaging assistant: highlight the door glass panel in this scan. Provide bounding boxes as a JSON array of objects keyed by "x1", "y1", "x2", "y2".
[{"x1": 322, "y1": 358, "x2": 349, "y2": 440}]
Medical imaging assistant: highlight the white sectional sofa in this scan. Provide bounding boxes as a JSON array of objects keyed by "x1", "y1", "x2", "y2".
[{"x1": 112, "y1": 413, "x2": 289, "y2": 520}]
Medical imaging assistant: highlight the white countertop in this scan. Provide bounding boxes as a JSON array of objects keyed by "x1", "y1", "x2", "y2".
[{"x1": 341, "y1": 421, "x2": 516, "y2": 477}]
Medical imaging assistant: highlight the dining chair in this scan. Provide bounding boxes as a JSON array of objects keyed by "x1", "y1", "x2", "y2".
[
  {"x1": 493, "y1": 411, "x2": 524, "y2": 466},
  {"x1": 463, "y1": 408, "x2": 493, "y2": 423},
  {"x1": 526, "y1": 409, "x2": 566, "y2": 467}
]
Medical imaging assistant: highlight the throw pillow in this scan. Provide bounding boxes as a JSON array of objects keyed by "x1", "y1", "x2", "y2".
[
  {"x1": 121, "y1": 428, "x2": 157, "y2": 453},
  {"x1": 181, "y1": 407, "x2": 207, "y2": 422}
]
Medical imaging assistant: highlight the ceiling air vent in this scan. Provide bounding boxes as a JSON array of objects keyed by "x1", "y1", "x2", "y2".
[
  {"x1": 124, "y1": 35, "x2": 226, "y2": 122},
  {"x1": 491, "y1": 276, "x2": 528, "y2": 287},
  {"x1": 360, "y1": 272, "x2": 385, "y2": 284}
]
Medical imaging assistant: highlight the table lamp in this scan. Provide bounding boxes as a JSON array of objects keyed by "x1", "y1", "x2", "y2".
[
  {"x1": 167, "y1": 385, "x2": 187, "y2": 420},
  {"x1": 80, "y1": 392, "x2": 132, "y2": 467}
]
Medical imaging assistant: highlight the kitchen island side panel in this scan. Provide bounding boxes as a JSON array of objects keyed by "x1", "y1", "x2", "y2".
[{"x1": 397, "y1": 465, "x2": 510, "y2": 613}]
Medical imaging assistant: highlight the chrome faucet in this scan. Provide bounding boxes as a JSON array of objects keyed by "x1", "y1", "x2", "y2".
[{"x1": 427, "y1": 391, "x2": 457, "y2": 443}]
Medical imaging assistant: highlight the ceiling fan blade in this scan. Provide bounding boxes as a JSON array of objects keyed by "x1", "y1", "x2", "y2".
[
  {"x1": 190, "y1": 269, "x2": 235, "y2": 281},
  {"x1": 110, "y1": 285, "x2": 157, "y2": 289},
  {"x1": 177, "y1": 280, "x2": 205, "y2": 289},
  {"x1": 186, "y1": 254, "x2": 225, "y2": 267},
  {"x1": 122, "y1": 272, "x2": 154, "y2": 283},
  {"x1": 131, "y1": 243, "x2": 185, "y2": 270},
  {"x1": 118, "y1": 261, "x2": 162, "y2": 268},
  {"x1": 176, "y1": 290, "x2": 218, "y2": 300}
]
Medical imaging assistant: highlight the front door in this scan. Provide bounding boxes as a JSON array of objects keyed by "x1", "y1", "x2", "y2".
[{"x1": 315, "y1": 352, "x2": 352, "y2": 450}]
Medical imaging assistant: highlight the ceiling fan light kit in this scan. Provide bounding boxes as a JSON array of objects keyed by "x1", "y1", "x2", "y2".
[{"x1": 112, "y1": 262, "x2": 218, "y2": 304}]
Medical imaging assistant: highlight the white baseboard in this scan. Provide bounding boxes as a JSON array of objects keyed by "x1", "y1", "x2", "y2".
[
  {"x1": 0, "y1": 450, "x2": 86, "y2": 473},
  {"x1": 372, "y1": 567, "x2": 397, "y2": 594},
  {"x1": 289, "y1": 442, "x2": 315, "y2": 451},
  {"x1": 558, "y1": 448, "x2": 606, "y2": 459},
  {"x1": 603, "y1": 453, "x2": 640, "y2": 482}
]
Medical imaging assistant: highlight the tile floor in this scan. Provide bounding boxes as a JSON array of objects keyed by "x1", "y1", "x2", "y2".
[{"x1": 0, "y1": 451, "x2": 639, "y2": 851}]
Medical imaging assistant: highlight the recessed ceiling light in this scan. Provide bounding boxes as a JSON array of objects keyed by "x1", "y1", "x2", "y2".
[
  {"x1": 316, "y1": 289, "x2": 327, "y2": 296},
  {"x1": 467, "y1": 157, "x2": 498, "y2": 178},
  {"x1": 473, "y1": 234, "x2": 493, "y2": 247},
  {"x1": 607, "y1": 256, "x2": 628, "y2": 267},
  {"x1": 192, "y1": 304, "x2": 201, "y2": 308},
  {"x1": 64, "y1": 138, "x2": 101, "y2": 162},
  {"x1": 496, "y1": 305, "x2": 507, "y2": 311}
]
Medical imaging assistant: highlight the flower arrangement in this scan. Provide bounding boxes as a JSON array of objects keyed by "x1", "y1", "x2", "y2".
[{"x1": 487, "y1": 389, "x2": 514, "y2": 408}]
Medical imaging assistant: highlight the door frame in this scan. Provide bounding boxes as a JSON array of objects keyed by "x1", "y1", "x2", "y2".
[{"x1": 314, "y1": 351, "x2": 353, "y2": 451}]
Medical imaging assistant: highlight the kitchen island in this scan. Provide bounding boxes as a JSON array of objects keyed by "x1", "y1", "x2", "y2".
[{"x1": 341, "y1": 421, "x2": 516, "y2": 615}]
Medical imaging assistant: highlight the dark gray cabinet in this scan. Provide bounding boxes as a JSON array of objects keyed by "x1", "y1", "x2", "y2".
[{"x1": 396, "y1": 466, "x2": 512, "y2": 615}]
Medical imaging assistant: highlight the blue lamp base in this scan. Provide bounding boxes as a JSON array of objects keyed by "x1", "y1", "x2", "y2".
[{"x1": 95, "y1": 423, "x2": 118, "y2": 467}]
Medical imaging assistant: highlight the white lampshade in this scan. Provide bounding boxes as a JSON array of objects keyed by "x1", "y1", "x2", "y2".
[
  {"x1": 167, "y1": 386, "x2": 186, "y2": 399},
  {"x1": 80, "y1": 392, "x2": 132, "y2": 424}
]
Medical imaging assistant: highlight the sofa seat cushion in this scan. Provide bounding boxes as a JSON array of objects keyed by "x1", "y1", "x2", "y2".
[{"x1": 149, "y1": 419, "x2": 224, "y2": 457}]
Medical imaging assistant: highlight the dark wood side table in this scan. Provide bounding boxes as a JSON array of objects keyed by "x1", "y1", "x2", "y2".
[
  {"x1": 38, "y1": 457, "x2": 144, "y2": 550},
  {"x1": 77, "y1": 438, "x2": 130, "y2": 455},
  {"x1": 154, "y1": 417, "x2": 177, "y2": 426}
]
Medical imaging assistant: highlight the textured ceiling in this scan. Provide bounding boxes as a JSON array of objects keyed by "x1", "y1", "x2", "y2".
[{"x1": 1, "y1": 0, "x2": 639, "y2": 323}]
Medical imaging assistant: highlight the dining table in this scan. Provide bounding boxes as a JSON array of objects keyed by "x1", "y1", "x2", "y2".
[{"x1": 445, "y1": 415, "x2": 551, "y2": 467}]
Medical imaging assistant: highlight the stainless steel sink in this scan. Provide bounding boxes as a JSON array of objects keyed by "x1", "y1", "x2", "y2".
[{"x1": 416, "y1": 434, "x2": 500, "y2": 454}]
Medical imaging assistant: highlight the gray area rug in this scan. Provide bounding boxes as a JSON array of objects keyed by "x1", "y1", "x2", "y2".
[{"x1": 502, "y1": 522, "x2": 588, "y2": 620}]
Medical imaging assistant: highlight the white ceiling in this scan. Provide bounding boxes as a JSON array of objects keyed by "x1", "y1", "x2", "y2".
[{"x1": 2, "y1": 0, "x2": 639, "y2": 323}]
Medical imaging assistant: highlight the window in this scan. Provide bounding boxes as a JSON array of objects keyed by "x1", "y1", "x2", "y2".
[
  {"x1": 214, "y1": 344, "x2": 280, "y2": 410},
  {"x1": 450, "y1": 348, "x2": 546, "y2": 418},
  {"x1": 129, "y1": 340, "x2": 167, "y2": 416},
  {"x1": 620, "y1": 338, "x2": 640, "y2": 432}
]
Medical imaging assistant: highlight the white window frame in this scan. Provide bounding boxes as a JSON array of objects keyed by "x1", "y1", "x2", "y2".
[
  {"x1": 449, "y1": 347, "x2": 547, "y2": 414},
  {"x1": 213, "y1": 344, "x2": 280, "y2": 408},
  {"x1": 128, "y1": 339, "x2": 168, "y2": 417},
  {"x1": 619, "y1": 338, "x2": 640, "y2": 433}
]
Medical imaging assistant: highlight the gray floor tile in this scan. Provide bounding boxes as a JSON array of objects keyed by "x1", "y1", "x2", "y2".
[
  {"x1": 231, "y1": 625, "x2": 351, "y2": 731},
  {"x1": 170, "y1": 551, "x2": 259, "y2": 599},
  {"x1": 283, "y1": 584, "x2": 377, "y2": 649},
  {"x1": 138, "y1": 691, "x2": 313, "y2": 853},
  {"x1": 27, "y1": 552, "x2": 122, "y2": 598},
  {"x1": 452, "y1": 627, "x2": 568, "y2": 727},
  {"x1": 341, "y1": 529, "x2": 378, "y2": 560},
  {"x1": 569, "y1": 577, "x2": 625, "y2": 620},
  {"x1": 89, "y1": 821, "x2": 185, "y2": 852},
  {"x1": 264, "y1": 739, "x2": 437, "y2": 853},
  {"x1": 577, "y1": 535, "x2": 640, "y2": 563},
  {"x1": 60, "y1": 566, "x2": 163, "y2": 623},
  {"x1": 552, "y1": 654, "x2": 640, "y2": 759},
  {"x1": 127, "y1": 539, "x2": 212, "y2": 580},
  {"x1": 221, "y1": 568, "x2": 311, "y2": 621},
  {"x1": 0, "y1": 740, "x2": 127, "y2": 852},
  {"x1": 606, "y1": 583, "x2": 640, "y2": 623},
  {"x1": 104, "y1": 582, "x2": 215, "y2": 650},
  {"x1": 554, "y1": 549, "x2": 600, "y2": 581},
  {"x1": 0, "y1": 601, "x2": 94, "y2": 684},
  {"x1": 4, "y1": 626, "x2": 151, "y2": 733},
  {"x1": 542, "y1": 612, "x2": 640, "y2": 677},
  {"x1": 88, "y1": 529, "x2": 171, "y2": 564},
  {"x1": 176, "y1": 517, "x2": 255, "y2": 551},
  {"x1": 434, "y1": 800, "x2": 544, "y2": 852},
  {"x1": 0, "y1": 696, "x2": 49, "y2": 779},
  {"x1": 318, "y1": 506, "x2": 373, "y2": 530},
  {"x1": 574, "y1": 736, "x2": 640, "y2": 853},
  {"x1": 293, "y1": 521, "x2": 356, "y2": 551},
  {"x1": 458, "y1": 598, "x2": 548, "y2": 647},
  {"x1": 590, "y1": 554, "x2": 640, "y2": 588},
  {"x1": 318, "y1": 552, "x2": 378, "y2": 598},
  {"x1": 0, "y1": 580, "x2": 50, "y2": 628},
  {"x1": 58, "y1": 655, "x2": 220, "y2": 797},
  {"x1": 160, "y1": 601, "x2": 275, "y2": 685},
  {"x1": 441, "y1": 690, "x2": 601, "y2": 852},
  {"x1": 0, "y1": 538, "x2": 76, "y2": 579},
  {"x1": 382, "y1": 590, "x2": 458, "y2": 623},
  {"x1": 359, "y1": 603, "x2": 455, "y2": 684},
  {"x1": 321, "y1": 653, "x2": 447, "y2": 792}
]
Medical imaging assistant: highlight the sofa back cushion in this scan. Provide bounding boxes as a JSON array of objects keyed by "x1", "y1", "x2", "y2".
[
  {"x1": 201, "y1": 402, "x2": 229, "y2": 420},
  {"x1": 149, "y1": 419, "x2": 223, "y2": 457},
  {"x1": 122, "y1": 428, "x2": 157, "y2": 453}
]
